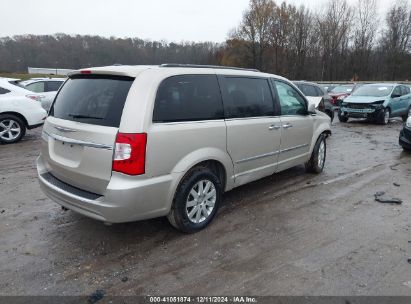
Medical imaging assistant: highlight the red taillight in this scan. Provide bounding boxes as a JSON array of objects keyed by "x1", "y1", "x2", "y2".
[
  {"x1": 112, "y1": 133, "x2": 147, "y2": 176},
  {"x1": 26, "y1": 94, "x2": 41, "y2": 101}
]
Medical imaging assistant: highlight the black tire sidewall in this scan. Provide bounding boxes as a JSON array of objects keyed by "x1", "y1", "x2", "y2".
[
  {"x1": 0, "y1": 114, "x2": 26, "y2": 144},
  {"x1": 307, "y1": 135, "x2": 326, "y2": 173},
  {"x1": 338, "y1": 110, "x2": 348, "y2": 123},
  {"x1": 172, "y1": 168, "x2": 222, "y2": 233},
  {"x1": 379, "y1": 108, "x2": 389, "y2": 125},
  {"x1": 402, "y1": 107, "x2": 410, "y2": 122}
]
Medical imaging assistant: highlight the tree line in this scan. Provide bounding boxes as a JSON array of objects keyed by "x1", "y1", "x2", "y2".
[{"x1": 0, "y1": 0, "x2": 410, "y2": 81}]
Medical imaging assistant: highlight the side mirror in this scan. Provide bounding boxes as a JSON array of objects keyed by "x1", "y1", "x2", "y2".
[{"x1": 307, "y1": 102, "x2": 316, "y2": 114}]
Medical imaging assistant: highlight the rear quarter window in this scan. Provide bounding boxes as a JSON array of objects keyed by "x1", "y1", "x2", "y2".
[
  {"x1": 49, "y1": 75, "x2": 134, "y2": 128},
  {"x1": 0, "y1": 87, "x2": 10, "y2": 94},
  {"x1": 46, "y1": 81, "x2": 64, "y2": 92},
  {"x1": 220, "y1": 77, "x2": 276, "y2": 118},
  {"x1": 153, "y1": 75, "x2": 224, "y2": 123},
  {"x1": 26, "y1": 82, "x2": 45, "y2": 93}
]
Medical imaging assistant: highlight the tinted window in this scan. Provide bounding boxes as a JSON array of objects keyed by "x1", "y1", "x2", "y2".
[
  {"x1": 400, "y1": 85, "x2": 410, "y2": 95},
  {"x1": 275, "y1": 81, "x2": 307, "y2": 116},
  {"x1": 49, "y1": 75, "x2": 134, "y2": 128},
  {"x1": 315, "y1": 86, "x2": 325, "y2": 97},
  {"x1": 0, "y1": 87, "x2": 10, "y2": 95},
  {"x1": 305, "y1": 84, "x2": 318, "y2": 97},
  {"x1": 26, "y1": 82, "x2": 45, "y2": 93},
  {"x1": 221, "y1": 77, "x2": 275, "y2": 118},
  {"x1": 153, "y1": 75, "x2": 223, "y2": 123},
  {"x1": 46, "y1": 81, "x2": 64, "y2": 92},
  {"x1": 392, "y1": 86, "x2": 402, "y2": 97}
]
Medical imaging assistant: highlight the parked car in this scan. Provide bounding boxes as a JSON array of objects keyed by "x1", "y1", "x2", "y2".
[
  {"x1": 329, "y1": 84, "x2": 361, "y2": 106},
  {"x1": 0, "y1": 78, "x2": 42, "y2": 100},
  {"x1": 293, "y1": 81, "x2": 335, "y2": 122},
  {"x1": 338, "y1": 83, "x2": 411, "y2": 124},
  {"x1": 19, "y1": 78, "x2": 65, "y2": 111},
  {"x1": 319, "y1": 83, "x2": 338, "y2": 93},
  {"x1": 0, "y1": 93, "x2": 47, "y2": 144},
  {"x1": 37, "y1": 64, "x2": 331, "y2": 233},
  {"x1": 399, "y1": 116, "x2": 411, "y2": 151}
]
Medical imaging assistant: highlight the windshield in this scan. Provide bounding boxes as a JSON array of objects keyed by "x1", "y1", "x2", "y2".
[
  {"x1": 352, "y1": 85, "x2": 393, "y2": 97},
  {"x1": 331, "y1": 85, "x2": 354, "y2": 94},
  {"x1": 49, "y1": 75, "x2": 134, "y2": 128}
]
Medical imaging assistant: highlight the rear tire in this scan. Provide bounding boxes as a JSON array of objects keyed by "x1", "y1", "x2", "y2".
[
  {"x1": 0, "y1": 114, "x2": 26, "y2": 144},
  {"x1": 167, "y1": 167, "x2": 222, "y2": 233},
  {"x1": 305, "y1": 134, "x2": 326, "y2": 174}
]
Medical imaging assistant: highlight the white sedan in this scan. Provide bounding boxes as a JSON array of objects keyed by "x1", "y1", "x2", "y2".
[{"x1": 0, "y1": 79, "x2": 47, "y2": 144}]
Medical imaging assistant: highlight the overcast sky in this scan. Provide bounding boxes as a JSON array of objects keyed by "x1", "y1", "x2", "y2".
[{"x1": 0, "y1": 0, "x2": 400, "y2": 42}]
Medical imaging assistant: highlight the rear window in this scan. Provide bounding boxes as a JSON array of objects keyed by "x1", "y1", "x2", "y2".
[
  {"x1": 153, "y1": 75, "x2": 224, "y2": 123},
  {"x1": 49, "y1": 75, "x2": 134, "y2": 128},
  {"x1": 297, "y1": 84, "x2": 318, "y2": 97},
  {"x1": 46, "y1": 81, "x2": 64, "y2": 92}
]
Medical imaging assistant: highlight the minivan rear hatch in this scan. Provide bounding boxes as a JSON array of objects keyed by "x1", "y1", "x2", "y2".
[{"x1": 41, "y1": 74, "x2": 134, "y2": 195}]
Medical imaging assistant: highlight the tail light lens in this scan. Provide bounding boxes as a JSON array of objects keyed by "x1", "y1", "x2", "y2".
[
  {"x1": 26, "y1": 94, "x2": 42, "y2": 101},
  {"x1": 112, "y1": 133, "x2": 147, "y2": 175}
]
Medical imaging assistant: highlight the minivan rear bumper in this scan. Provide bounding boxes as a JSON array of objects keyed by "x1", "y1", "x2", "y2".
[{"x1": 37, "y1": 156, "x2": 176, "y2": 223}]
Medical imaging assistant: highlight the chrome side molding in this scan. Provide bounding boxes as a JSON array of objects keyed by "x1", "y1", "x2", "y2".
[{"x1": 42, "y1": 131, "x2": 113, "y2": 151}]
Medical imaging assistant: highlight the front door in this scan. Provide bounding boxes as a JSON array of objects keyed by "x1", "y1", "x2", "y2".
[
  {"x1": 272, "y1": 80, "x2": 314, "y2": 172},
  {"x1": 219, "y1": 76, "x2": 282, "y2": 187}
]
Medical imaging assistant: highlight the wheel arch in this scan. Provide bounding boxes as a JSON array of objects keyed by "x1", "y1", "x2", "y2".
[
  {"x1": 309, "y1": 125, "x2": 331, "y2": 155},
  {"x1": 0, "y1": 111, "x2": 29, "y2": 127}
]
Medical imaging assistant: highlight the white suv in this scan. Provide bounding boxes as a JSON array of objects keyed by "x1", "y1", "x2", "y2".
[
  {"x1": 37, "y1": 65, "x2": 331, "y2": 233},
  {"x1": 0, "y1": 78, "x2": 47, "y2": 144}
]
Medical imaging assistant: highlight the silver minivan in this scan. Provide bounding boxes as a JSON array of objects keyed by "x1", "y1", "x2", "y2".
[{"x1": 37, "y1": 64, "x2": 331, "y2": 233}]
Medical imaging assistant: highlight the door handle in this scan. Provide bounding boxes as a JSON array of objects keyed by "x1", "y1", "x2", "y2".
[
  {"x1": 283, "y1": 123, "x2": 293, "y2": 129},
  {"x1": 269, "y1": 125, "x2": 281, "y2": 130}
]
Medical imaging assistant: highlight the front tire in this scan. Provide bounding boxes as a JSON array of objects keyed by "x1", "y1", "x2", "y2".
[
  {"x1": 167, "y1": 167, "x2": 222, "y2": 233},
  {"x1": 305, "y1": 134, "x2": 326, "y2": 174},
  {"x1": 338, "y1": 110, "x2": 348, "y2": 123},
  {"x1": 379, "y1": 108, "x2": 390, "y2": 125},
  {"x1": 0, "y1": 114, "x2": 26, "y2": 144},
  {"x1": 402, "y1": 107, "x2": 411, "y2": 122},
  {"x1": 326, "y1": 110, "x2": 334, "y2": 123}
]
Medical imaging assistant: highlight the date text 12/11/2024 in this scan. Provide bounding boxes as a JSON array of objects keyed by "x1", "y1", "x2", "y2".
[{"x1": 149, "y1": 297, "x2": 258, "y2": 303}]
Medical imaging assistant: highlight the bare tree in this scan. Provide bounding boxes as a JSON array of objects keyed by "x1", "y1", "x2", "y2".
[
  {"x1": 317, "y1": 0, "x2": 354, "y2": 80},
  {"x1": 381, "y1": 0, "x2": 411, "y2": 79},
  {"x1": 288, "y1": 5, "x2": 315, "y2": 79},
  {"x1": 233, "y1": 0, "x2": 276, "y2": 70},
  {"x1": 270, "y1": 2, "x2": 294, "y2": 74},
  {"x1": 352, "y1": 0, "x2": 378, "y2": 79}
]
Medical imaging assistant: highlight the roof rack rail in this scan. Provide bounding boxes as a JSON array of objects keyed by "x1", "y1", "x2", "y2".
[{"x1": 160, "y1": 64, "x2": 260, "y2": 72}]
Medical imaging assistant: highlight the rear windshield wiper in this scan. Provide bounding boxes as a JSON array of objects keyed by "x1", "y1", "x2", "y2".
[{"x1": 68, "y1": 114, "x2": 104, "y2": 120}]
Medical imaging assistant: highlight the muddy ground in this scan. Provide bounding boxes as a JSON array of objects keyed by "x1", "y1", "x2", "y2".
[{"x1": 0, "y1": 118, "x2": 410, "y2": 296}]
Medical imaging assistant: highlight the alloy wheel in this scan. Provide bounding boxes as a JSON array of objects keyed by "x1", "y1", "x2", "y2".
[
  {"x1": 186, "y1": 179, "x2": 217, "y2": 224},
  {"x1": 384, "y1": 111, "x2": 390, "y2": 124},
  {"x1": 318, "y1": 140, "x2": 326, "y2": 168},
  {"x1": 0, "y1": 119, "x2": 21, "y2": 141}
]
